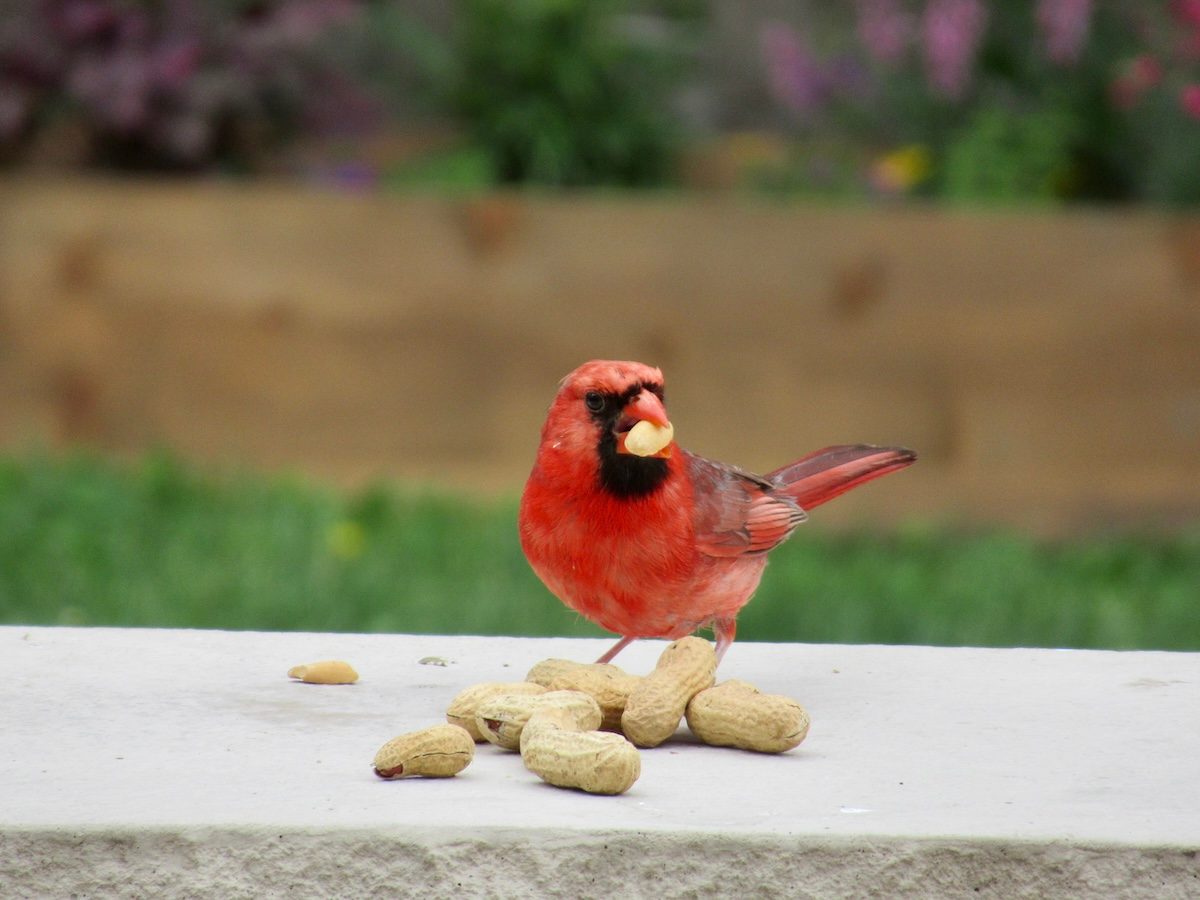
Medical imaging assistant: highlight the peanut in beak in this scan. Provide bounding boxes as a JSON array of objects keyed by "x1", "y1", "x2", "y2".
[{"x1": 620, "y1": 419, "x2": 674, "y2": 457}]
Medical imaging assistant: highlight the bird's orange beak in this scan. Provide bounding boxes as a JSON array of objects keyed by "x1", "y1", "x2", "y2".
[{"x1": 616, "y1": 390, "x2": 673, "y2": 458}]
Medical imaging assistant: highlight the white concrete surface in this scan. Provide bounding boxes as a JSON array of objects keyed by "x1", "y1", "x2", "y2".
[{"x1": 1, "y1": 626, "x2": 1198, "y2": 898}]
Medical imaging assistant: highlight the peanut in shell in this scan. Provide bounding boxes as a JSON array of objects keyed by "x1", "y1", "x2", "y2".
[
  {"x1": 373, "y1": 724, "x2": 475, "y2": 779},
  {"x1": 475, "y1": 689, "x2": 602, "y2": 750},
  {"x1": 527, "y1": 659, "x2": 641, "y2": 732},
  {"x1": 620, "y1": 636, "x2": 716, "y2": 748},
  {"x1": 521, "y1": 706, "x2": 641, "y2": 795},
  {"x1": 446, "y1": 681, "x2": 549, "y2": 741},
  {"x1": 685, "y1": 679, "x2": 810, "y2": 753}
]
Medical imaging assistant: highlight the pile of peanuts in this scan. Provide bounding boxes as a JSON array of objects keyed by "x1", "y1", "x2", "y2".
[{"x1": 370, "y1": 636, "x2": 810, "y2": 795}]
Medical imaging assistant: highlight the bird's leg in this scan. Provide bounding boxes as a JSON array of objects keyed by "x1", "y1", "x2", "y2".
[
  {"x1": 596, "y1": 635, "x2": 636, "y2": 664},
  {"x1": 713, "y1": 618, "x2": 737, "y2": 665}
]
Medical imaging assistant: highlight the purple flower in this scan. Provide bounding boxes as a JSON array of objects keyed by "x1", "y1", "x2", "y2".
[
  {"x1": 0, "y1": 0, "x2": 379, "y2": 168},
  {"x1": 53, "y1": 0, "x2": 118, "y2": 44},
  {"x1": 761, "y1": 22, "x2": 829, "y2": 118},
  {"x1": 152, "y1": 40, "x2": 203, "y2": 90},
  {"x1": 856, "y1": 0, "x2": 912, "y2": 66},
  {"x1": 68, "y1": 50, "x2": 152, "y2": 132},
  {"x1": 1036, "y1": 0, "x2": 1093, "y2": 66},
  {"x1": 827, "y1": 52, "x2": 873, "y2": 102},
  {"x1": 921, "y1": 0, "x2": 988, "y2": 100}
]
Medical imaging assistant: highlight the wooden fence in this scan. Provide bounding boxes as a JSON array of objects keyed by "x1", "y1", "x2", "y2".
[{"x1": 2, "y1": 180, "x2": 1198, "y2": 532}]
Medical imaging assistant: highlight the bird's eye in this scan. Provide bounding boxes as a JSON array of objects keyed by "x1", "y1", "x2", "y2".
[{"x1": 584, "y1": 391, "x2": 605, "y2": 413}]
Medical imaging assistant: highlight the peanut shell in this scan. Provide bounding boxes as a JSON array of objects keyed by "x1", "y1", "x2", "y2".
[
  {"x1": 475, "y1": 690, "x2": 601, "y2": 750},
  {"x1": 521, "y1": 706, "x2": 641, "y2": 795},
  {"x1": 373, "y1": 724, "x2": 475, "y2": 779},
  {"x1": 446, "y1": 681, "x2": 549, "y2": 741},
  {"x1": 526, "y1": 659, "x2": 641, "y2": 732},
  {"x1": 525, "y1": 658, "x2": 588, "y2": 687},
  {"x1": 621, "y1": 636, "x2": 716, "y2": 748},
  {"x1": 685, "y1": 679, "x2": 810, "y2": 753}
]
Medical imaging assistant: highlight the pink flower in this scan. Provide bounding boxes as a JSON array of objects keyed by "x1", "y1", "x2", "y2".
[
  {"x1": 761, "y1": 23, "x2": 828, "y2": 118},
  {"x1": 1171, "y1": 0, "x2": 1200, "y2": 29},
  {"x1": 1036, "y1": 0, "x2": 1093, "y2": 66},
  {"x1": 856, "y1": 0, "x2": 912, "y2": 66},
  {"x1": 1110, "y1": 56, "x2": 1163, "y2": 111},
  {"x1": 152, "y1": 41, "x2": 203, "y2": 90},
  {"x1": 1132, "y1": 55, "x2": 1163, "y2": 87},
  {"x1": 1181, "y1": 84, "x2": 1200, "y2": 120},
  {"x1": 921, "y1": 0, "x2": 988, "y2": 100}
]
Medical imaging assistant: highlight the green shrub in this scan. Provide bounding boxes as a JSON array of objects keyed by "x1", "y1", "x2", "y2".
[{"x1": 446, "y1": 0, "x2": 693, "y2": 187}]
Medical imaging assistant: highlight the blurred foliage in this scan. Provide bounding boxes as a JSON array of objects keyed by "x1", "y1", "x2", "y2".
[
  {"x1": 444, "y1": 0, "x2": 692, "y2": 187},
  {"x1": 2, "y1": 452, "x2": 1199, "y2": 651},
  {"x1": 3, "y1": 1, "x2": 1199, "y2": 203},
  {"x1": 761, "y1": 0, "x2": 1200, "y2": 206},
  {"x1": 376, "y1": 0, "x2": 701, "y2": 188},
  {"x1": 0, "y1": 0, "x2": 381, "y2": 172},
  {"x1": 0, "y1": 0, "x2": 698, "y2": 185},
  {"x1": 940, "y1": 104, "x2": 1079, "y2": 201}
]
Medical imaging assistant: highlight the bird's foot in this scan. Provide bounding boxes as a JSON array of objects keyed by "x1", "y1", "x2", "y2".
[
  {"x1": 713, "y1": 618, "x2": 736, "y2": 666},
  {"x1": 596, "y1": 635, "x2": 636, "y2": 664}
]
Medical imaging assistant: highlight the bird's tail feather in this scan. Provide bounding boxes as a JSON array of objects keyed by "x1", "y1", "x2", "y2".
[{"x1": 768, "y1": 444, "x2": 916, "y2": 510}]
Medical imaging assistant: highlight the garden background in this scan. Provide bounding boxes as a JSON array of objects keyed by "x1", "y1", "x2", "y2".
[{"x1": 1, "y1": 0, "x2": 1198, "y2": 650}]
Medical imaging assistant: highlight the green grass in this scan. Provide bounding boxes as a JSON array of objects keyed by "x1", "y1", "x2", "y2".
[{"x1": 1, "y1": 452, "x2": 1198, "y2": 651}]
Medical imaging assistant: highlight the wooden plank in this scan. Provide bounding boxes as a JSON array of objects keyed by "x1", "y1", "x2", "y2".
[{"x1": 1, "y1": 180, "x2": 1197, "y2": 531}]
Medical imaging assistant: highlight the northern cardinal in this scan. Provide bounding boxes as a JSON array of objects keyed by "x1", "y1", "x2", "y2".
[{"x1": 519, "y1": 360, "x2": 915, "y2": 664}]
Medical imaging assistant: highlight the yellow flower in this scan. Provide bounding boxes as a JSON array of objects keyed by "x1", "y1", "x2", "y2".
[{"x1": 871, "y1": 145, "x2": 932, "y2": 193}]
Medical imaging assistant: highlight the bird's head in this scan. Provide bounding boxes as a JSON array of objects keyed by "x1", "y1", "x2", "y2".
[{"x1": 541, "y1": 360, "x2": 675, "y2": 498}]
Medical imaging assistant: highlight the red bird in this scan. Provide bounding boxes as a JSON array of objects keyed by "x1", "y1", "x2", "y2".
[{"x1": 519, "y1": 360, "x2": 916, "y2": 664}]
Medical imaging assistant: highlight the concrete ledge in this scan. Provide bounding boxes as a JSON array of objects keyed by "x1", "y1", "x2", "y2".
[{"x1": 2, "y1": 627, "x2": 1198, "y2": 897}]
